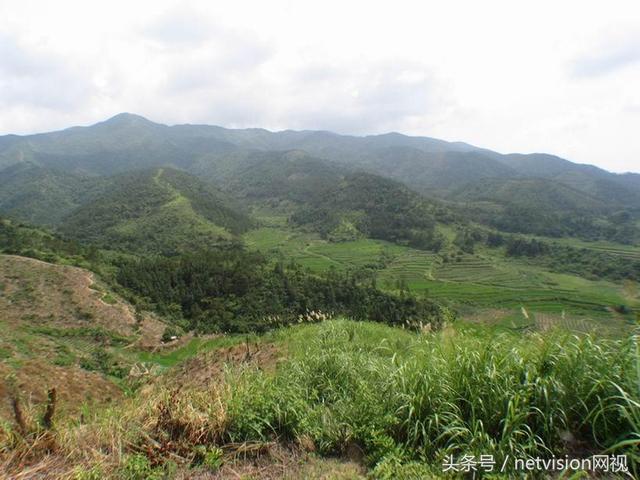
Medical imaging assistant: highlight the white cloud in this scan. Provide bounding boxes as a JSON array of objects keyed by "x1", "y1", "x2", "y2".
[{"x1": 0, "y1": 0, "x2": 638, "y2": 172}]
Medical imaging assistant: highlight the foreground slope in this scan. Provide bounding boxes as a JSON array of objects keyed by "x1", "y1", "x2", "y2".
[
  {"x1": 2, "y1": 320, "x2": 638, "y2": 478},
  {"x1": 0, "y1": 254, "x2": 165, "y2": 418}
]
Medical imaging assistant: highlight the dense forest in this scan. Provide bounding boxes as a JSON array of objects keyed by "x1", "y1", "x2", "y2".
[
  {"x1": 291, "y1": 173, "x2": 448, "y2": 250},
  {"x1": 0, "y1": 216, "x2": 447, "y2": 334},
  {"x1": 116, "y1": 247, "x2": 447, "y2": 333}
]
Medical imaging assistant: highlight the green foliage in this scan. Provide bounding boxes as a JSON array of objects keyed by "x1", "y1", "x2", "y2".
[
  {"x1": 80, "y1": 347, "x2": 129, "y2": 378},
  {"x1": 72, "y1": 464, "x2": 104, "y2": 480},
  {"x1": 0, "y1": 162, "x2": 108, "y2": 226},
  {"x1": 0, "y1": 217, "x2": 99, "y2": 267},
  {"x1": 119, "y1": 454, "x2": 164, "y2": 480},
  {"x1": 452, "y1": 177, "x2": 640, "y2": 243},
  {"x1": 501, "y1": 235, "x2": 640, "y2": 281},
  {"x1": 101, "y1": 293, "x2": 117, "y2": 304},
  {"x1": 193, "y1": 445, "x2": 224, "y2": 470},
  {"x1": 291, "y1": 173, "x2": 446, "y2": 251},
  {"x1": 161, "y1": 324, "x2": 182, "y2": 343},
  {"x1": 59, "y1": 168, "x2": 251, "y2": 255},
  {"x1": 224, "y1": 320, "x2": 640, "y2": 475},
  {"x1": 116, "y1": 246, "x2": 446, "y2": 333}
]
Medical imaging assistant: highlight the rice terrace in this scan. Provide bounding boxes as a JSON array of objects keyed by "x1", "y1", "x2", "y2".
[{"x1": 1, "y1": 1, "x2": 640, "y2": 478}]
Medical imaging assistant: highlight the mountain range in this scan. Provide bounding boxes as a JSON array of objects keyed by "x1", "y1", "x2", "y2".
[{"x1": 0, "y1": 113, "x2": 638, "y2": 246}]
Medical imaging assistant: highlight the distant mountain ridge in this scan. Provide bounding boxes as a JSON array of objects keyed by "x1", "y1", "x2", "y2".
[
  {"x1": 1, "y1": 112, "x2": 635, "y2": 175},
  {"x1": 0, "y1": 113, "x2": 638, "y2": 244}
]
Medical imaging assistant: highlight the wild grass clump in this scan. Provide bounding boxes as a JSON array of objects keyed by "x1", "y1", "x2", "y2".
[{"x1": 224, "y1": 320, "x2": 640, "y2": 476}]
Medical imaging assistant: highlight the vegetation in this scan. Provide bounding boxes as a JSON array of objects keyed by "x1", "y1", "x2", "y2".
[
  {"x1": 115, "y1": 246, "x2": 448, "y2": 333},
  {"x1": 1, "y1": 114, "x2": 640, "y2": 478},
  {"x1": 225, "y1": 321, "x2": 640, "y2": 476},
  {"x1": 450, "y1": 177, "x2": 640, "y2": 243},
  {"x1": 2, "y1": 320, "x2": 638, "y2": 478},
  {"x1": 291, "y1": 172, "x2": 447, "y2": 250},
  {"x1": 0, "y1": 217, "x2": 101, "y2": 267},
  {"x1": 59, "y1": 168, "x2": 252, "y2": 255}
]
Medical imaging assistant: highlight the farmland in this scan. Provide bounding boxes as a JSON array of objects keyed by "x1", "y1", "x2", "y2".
[{"x1": 244, "y1": 224, "x2": 639, "y2": 335}]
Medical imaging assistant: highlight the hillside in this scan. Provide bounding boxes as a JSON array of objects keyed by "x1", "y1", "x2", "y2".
[
  {"x1": 2, "y1": 319, "x2": 638, "y2": 478},
  {"x1": 0, "y1": 113, "x2": 235, "y2": 175},
  {"x1": 1, "y1": 114, "x2": 637, "y2": 209},
  {"x1": 220, "y1": 149, "x2": 349, "y2": 204},
  {"x1": 290, "y1": 172, "x2": 449, "y2": 249},
  {"x1": 0, "y1": 254, "x2": 165, "y2": 419},
  {"x1": 495, "y1": 153, "x2": 640, "y2": 208},
  {"x1": 0, "y1": 162, "x2": 107, "y2": 226},
  {"x1": 59, "y1": 167, "x2": 252, "y2": 254},
  {"x1": 1, "y1": 114, "x2": 639, "y2": 244},
  {"x1": 208, "y1": 151, "x2": 452, "y2": 249},
  {"x1": 446, "y1": 177, "x2": 639, "y2": 240}
]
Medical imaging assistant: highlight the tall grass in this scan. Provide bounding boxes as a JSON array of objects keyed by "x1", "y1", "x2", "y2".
[
  {"x1": 2, "y1": 319, "x2": 638, "y2": 478},
  {"x1": 225, "y1": 320, "x2": 640, "y2": 476}
]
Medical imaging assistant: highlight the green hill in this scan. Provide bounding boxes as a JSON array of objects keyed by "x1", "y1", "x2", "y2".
[
  {"x1": 450, "y1": 177, "x2": 607, "y2": 212},
  {"x1": 59, "y1": 168, "x2": 252, "y2": 254},
  {"x1": 0, "y1": 163, "x2": 107, "y2": 226},
  {"x1": 2, "y1": 113, "x2": 637, "y2": 209},
  {"x1": 289, "y1": 172, "x2": 450, "y2": 249},
  {"x1": 222, "y1": 150, "x2": 349, "y2": 204},
  {"x1": 0, "y1": 113, "x2": 235, "y2": 175},
  {"x1": 448, "y1": 177, "x2": 638, "y2": 241},
  {"x1": 213, "y1": 152, "x2": 451, "y2": 250}
]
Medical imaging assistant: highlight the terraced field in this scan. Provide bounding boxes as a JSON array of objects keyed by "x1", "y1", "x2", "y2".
[
  {"x1": 377, "y1": 250, "x2": 437, "y2": 288},
  {"x1": 243, "y1": 226, "x2": 639, "y2": 331}
]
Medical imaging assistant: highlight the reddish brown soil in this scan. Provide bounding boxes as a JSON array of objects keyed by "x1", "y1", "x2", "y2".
[
  {"x1": 0, "y1": 255, "x2": 165, "y2": 420},
  {"x1": 170, "y1": 342, "x2": 282, "y2": 389}
]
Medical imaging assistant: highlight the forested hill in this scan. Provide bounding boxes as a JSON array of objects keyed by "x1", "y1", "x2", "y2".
[
  {"x1": 59, "y1": 167, "x2": 252, "y2": 254},
  {"x1": 447, "y1": 177, "x2": 638, "y2": 241},
  {"x1": 213, "y1": 152, "x2": 451, "y2": 249},
  {"x1": 290, "y1": 172, "x2": 451, "y2": 249},
  {"x1": 0, "y1": 162, "x2": 108, "y2": 226},
  {"x1": 1, "y1": 113, "x2": 636, "y2": 206}
]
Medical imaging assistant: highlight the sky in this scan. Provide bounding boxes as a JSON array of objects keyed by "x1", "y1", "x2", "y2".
[{"x1": 0, "y1": 0, "x2": 639, "y2": 173}]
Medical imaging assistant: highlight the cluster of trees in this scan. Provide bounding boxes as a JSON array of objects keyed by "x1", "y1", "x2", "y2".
[
  {"x1": 115, "y1": 246, "x2": 446, "y2": 333},
  {"x1": 487, "y1": 232, "x2": 640, "y2": 281},
  {"x1": 534, "y1": 244, "x2": 640, "y2": 282},
  {"x1": 1, "y1": 216, "x2": 448, "y2": 334},
  {"x1": 453, "y1": 229, "x2": 483, "y2": 254},
  {"x1": 291, "y1": 173, "x2": 446, "y2": 251},
  {"x1": 478, "y1": 205, "x2": 639, "y2": 244},
  {"x1": 504, "y1": 237, "x2": 549, "y2": 257},
  {"x1": 0, "y1": 217, "x2": 100, "y2": 265}
]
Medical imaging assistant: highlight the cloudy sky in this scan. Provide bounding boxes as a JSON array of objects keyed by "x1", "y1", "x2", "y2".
[{"x1": 0, "y1": 0, "x2": 639, "y2": 172}]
